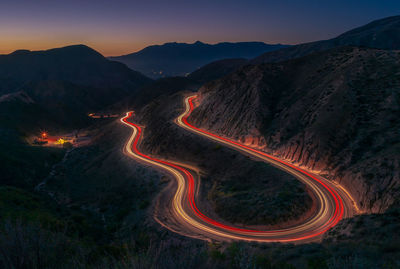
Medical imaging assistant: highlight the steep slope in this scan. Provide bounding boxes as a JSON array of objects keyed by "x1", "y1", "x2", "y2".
[
  {"x1": 252, "y1": 15, "x2": 400, "y2": 64},
  {"x1": 110, "y1": 41, "x2": 288, "y2": 78},
  {"x1": 189, "y1": 46, "x2": 400, "y2": 214},
  {"x1": 134, "y1": 92, "x2": 312, "y2": 226}
]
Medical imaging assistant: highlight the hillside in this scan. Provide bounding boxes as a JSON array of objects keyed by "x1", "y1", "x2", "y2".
[
  {"x1": 0, "y1": 45, "x2": 151, "y2": 95},
  {"x1": 134, "y1": 92, "x2": 312, "y2": 227},
  {"x1": 188, "y1": 46, "x2": 400, "y2": 214},
  {"x1": 0, "y1": 45, "x2": 152, "y2": 131},
  {"x1": 109, "y1": 41, "x2": 287, "y2": 78},
  {"x1": 252, "y1": 15, "x2": 400, "y2": 64}
]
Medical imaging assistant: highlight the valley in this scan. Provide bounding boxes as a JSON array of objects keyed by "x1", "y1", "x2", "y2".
[{"x1": 0, "y1": 14, "x2": 399, "y2": 269}]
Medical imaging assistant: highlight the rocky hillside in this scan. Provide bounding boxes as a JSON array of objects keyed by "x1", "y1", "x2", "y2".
[
  {"x1": 110, "y1": 41, "x2": 287, "y2": 78},
  {"x1": 134, "y1": 92, "x2": 312, "y2": 227},
  {"x1": 189, "y1": 46, "x2": 400, "y2": 214},
  {"x1": 252, "y1": 15, "x2": 400, "y2": 64}
]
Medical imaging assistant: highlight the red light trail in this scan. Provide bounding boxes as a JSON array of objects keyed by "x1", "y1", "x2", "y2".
[{"x1": 120, "y1": 95, "x2": 356, "y2": 242}]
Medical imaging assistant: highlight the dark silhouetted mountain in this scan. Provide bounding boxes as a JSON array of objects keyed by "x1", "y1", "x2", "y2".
[
  {"x1": 252, "y1": 15, "x2": 400, "y2": 64},
  {"x1": 0, "y1": 45, "x2": 152, "y2": 131},
  {"x1": 0, "y1": 44, "x2": 151, "y2": 95},
  {"x1": 109, "y1": 41, "x2": 288, "y2": 78},
  {"x1": 189, "y1": 46, "x2": 400, "y2": 215}
]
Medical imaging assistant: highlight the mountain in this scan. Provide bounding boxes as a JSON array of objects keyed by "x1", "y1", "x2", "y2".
[
  {"x1": 109, "y1": 41, "x2": 288, "y2": 78},
  {"x1": 188, "y1": 46, "x2": 400, "y2": 214},
  {"x1": 252, "y1": 15, "x2": 400, "y2": 64},
  {"x1": 179, "y1": 15, "x2": 400, "y2": 86},
  {"x1": 0, "y1": 44, "x2": 151, "y2": 95},
  {"x1": 0, "y1": 45, "x2": 152, "y2": 131}
]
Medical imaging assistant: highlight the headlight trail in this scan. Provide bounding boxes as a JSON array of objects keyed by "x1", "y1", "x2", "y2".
[{"x1": 120, "y1": 95, "x2": 356, "y2": 243}]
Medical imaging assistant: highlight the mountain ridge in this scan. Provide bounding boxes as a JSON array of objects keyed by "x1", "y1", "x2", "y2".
[
  {"x1": 0, "y1": 44, "x2": 151, "y2": 95},
  {"x1": 252, "y1": 15, "x2": 400, "y2": 64},
  {"x1": 109, "y1": 41, "x2": 289, "y2": 78}
]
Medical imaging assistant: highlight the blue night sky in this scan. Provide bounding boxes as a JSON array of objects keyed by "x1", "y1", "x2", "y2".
[{"x1": 0, "y1": 0, "x2": 399, "y2": 55}]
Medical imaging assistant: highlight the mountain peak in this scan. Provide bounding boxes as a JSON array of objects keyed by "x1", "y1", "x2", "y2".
[
  {"x1": 46, "y1": 44, "x2": 105, "y2": 59},
  {"x1": 10, "y1": 49, "x2": 31, "y2": 56}
]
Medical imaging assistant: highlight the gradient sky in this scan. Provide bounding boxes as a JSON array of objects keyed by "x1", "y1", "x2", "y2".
[{"x1": 0, "y1": 0, "x2": 399, "y2": 56}]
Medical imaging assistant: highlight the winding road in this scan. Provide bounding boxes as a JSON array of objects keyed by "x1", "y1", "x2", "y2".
[{"x1": 120, "y1": 95, "x2": 356, "y2": 243}]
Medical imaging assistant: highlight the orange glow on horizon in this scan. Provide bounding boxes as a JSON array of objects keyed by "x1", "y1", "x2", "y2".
[
  {"x1": 0, "y1": 37, "x2": 289, "y2": 57},
  {"x1": 0, "y1": 35, "x2": 150, "y2": 57},
  {"x1": 0, "y1": 43, "x2": 146, "y2": 57}
]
